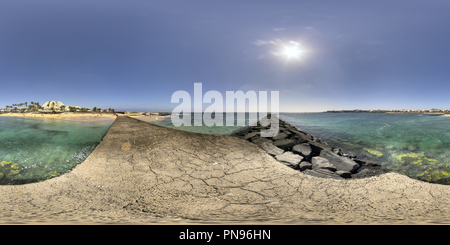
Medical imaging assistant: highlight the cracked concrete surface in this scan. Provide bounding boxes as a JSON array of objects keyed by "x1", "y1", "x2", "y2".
[{"x1": 2, "y1": 116, "x2": 450, "y2": 224}]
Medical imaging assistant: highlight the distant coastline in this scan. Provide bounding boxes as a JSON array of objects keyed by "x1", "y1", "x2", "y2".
[{"x1": 325, "y1": 109, "x2": 450, "y2": 116}]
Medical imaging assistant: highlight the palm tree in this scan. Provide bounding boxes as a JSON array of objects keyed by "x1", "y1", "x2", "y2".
[{"x1": 37, "y1": 102, "x2": 42, "y2": 113}]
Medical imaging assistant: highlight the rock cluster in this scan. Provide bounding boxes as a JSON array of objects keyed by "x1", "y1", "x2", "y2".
[{"x1": 231, "y1": 117, "x2": 390, "y2": 180}]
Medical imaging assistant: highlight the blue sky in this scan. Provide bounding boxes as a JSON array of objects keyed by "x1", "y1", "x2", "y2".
[{"x1": 1, "y1": 0, "x2": 450, "y2": 112}]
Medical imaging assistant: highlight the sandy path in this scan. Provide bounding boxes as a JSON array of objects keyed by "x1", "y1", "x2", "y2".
[{"x1": 1, "y1": 116, "x2": 450, "y2": 224}]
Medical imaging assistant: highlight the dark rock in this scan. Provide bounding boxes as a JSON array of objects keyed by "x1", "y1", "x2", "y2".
[
  {"x1": 336, "y1": 170, "x2": 352, "y2": 178},
  {"x1": 273, "y1": 139, "x2": 297, "y2": 150},
  {"x1": 291, "y1": 135, "x2": 310, "y2": 144},
  {"x1": 332, "y1": 148, "x2": 343, "y2": 155},
  {"x1": 292, "y1": 143, "x2": 312, "y2": 158},
  {"x1": 302, "y1": 169, "x2": 343, "y2": 180},
  {"x1": 275, "y1": 152, "x2": 303, "y2": 168},
  {"x1": 351, "y1": 168, "x2": 391, "y2": 179},
  {"x1": 272, "y1": 132, "x2": 288, "y2": 140},
  {"x1": 311, "y1": 157, "x2": 337, "y2": 171},
  {"x1": 299, "y1": 161, "x2": 312, "y2": 171},
  {"x1": 319, "y1": 150, "x2": 360, "y2": 173},
  {"x1": 347, "y1": 153, "x2": 357, "y2": 159},
  {"x1": 244, "y1": 131, "x2": 260, "y2": 140},
  {"x1": 308, "y1": 142, "x2": 333, "y2": 155},
  {"x1": 260, "y1": 142, "x2": 284, "y2": 156},
  {"x1": 313, "y1": 137, "x2": 323, "y2": 144},
  {"x1": 353, "y1": 159, "x2": 382, "y2": 167},
  {"x1": 251, "y1": 137, "x2": 273, "y2": 146},
  {"x1": 283, "y1": 130, "x2": 292, "y2": 136}
]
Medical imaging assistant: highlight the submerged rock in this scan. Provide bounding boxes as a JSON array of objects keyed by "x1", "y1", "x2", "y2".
[
  {"x1": 354, "y1": 159, "x2": 382, "y2": 167},
  {"x1": 351, "y1": 168, "x2": 390, "y2": 179}
]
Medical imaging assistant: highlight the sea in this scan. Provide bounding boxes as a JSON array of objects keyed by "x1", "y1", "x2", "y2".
[
  {"x1": 3, "y1": 112, "x2": 450, "y2": 185},
  {"x1": 150, "y1": 112, "x2": 450, "y2": 185},
  {"x1": 0, "y1": 116, "x2": 113, "y2": 184}
]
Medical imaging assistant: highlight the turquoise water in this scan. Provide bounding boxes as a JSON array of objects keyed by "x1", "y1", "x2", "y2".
[
  {"x1": 149, "y1": 112, "x2": 450, "y2": 184},
  {"x1": 149, "y1": 113, "x2": 252, "y2": 135},
  {"x1": 0, "y1": 116, "x2": 113, "y2": 185}
]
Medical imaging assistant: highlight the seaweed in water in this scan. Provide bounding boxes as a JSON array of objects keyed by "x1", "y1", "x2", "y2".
[
  {"x1": 44, "y1": 130, "x2": 69, "y2": 136},
  {"x1": 28, "y1": 124, "x2": 40, "y2": 130}
]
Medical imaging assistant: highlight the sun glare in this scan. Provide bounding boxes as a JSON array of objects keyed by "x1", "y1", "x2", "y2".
[{"x1": 283, "y1": 46, "x2": 302, "y2": 59}]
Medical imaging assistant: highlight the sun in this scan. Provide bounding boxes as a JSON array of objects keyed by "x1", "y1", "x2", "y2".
[{"x1": 282, "y1": 46, "x2": 302, "y2": 59}]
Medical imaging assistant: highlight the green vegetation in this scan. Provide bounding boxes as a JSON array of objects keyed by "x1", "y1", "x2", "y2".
[
  {"x1": 46, "y1": 170, "x2": 61, "y2": 180},
  {"x1": 363, "y1": 148, "x2": 383, "y2": 157},
  {"x1": 396, "y1": 152, "x2": 438, "y2": 166},
  {"x1": 0, "y1": 161, "x2": 22, "y2": 179},
  {"x1": 417, "y1": 170, "x2": 450, "y2": 183}
]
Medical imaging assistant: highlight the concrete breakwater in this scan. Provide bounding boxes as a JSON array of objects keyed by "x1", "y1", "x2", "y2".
[{"x1": 232, "y1": 117, "x2": 390, "y2": 180}]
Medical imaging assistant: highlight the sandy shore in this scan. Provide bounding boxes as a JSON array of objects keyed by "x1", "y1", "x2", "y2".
[{"x1": 2, "y1": 116, "x2": 450, "y2": 224}]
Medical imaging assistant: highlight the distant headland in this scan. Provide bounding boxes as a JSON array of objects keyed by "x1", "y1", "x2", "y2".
[{"x1": 326, "y1": 108, "x2": 449, "y2": 115}]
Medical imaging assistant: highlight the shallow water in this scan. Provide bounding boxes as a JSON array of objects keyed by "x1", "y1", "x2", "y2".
[
  {"x1": 0, "y1": 116, "x2": 113, "y2": 184},
  {"x1": 150, "y1": 112, "x2": 450, "y2": 184}
]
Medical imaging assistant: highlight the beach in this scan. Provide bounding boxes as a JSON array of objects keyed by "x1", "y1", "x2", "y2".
[{"x1": 2, "y1": 116, "x2": 450, "y2": 224}]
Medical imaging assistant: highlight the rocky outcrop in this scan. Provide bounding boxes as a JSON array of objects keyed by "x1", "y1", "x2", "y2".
[{"x1": 232, "y1": 116, "x2": 390, "y2": 180}]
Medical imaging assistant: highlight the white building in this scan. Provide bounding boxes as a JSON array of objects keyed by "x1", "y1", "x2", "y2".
[{"x1": 40, "y1": 101, "x2": 81, "y2": 112}]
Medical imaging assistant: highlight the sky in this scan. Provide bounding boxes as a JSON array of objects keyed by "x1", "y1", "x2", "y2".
[{"x1": 1, "y1": 0, "x2": 450, "y2": 112}]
